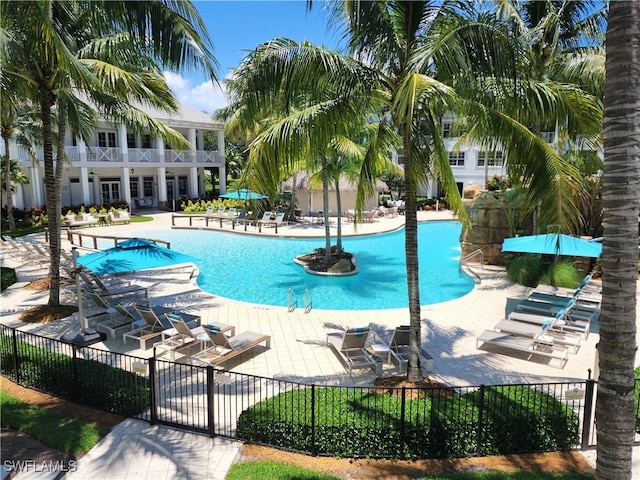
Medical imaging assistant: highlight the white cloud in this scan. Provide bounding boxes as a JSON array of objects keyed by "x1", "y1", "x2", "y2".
[{"x1": 163, "y1": 71, "x2": 228, "y2": 115}]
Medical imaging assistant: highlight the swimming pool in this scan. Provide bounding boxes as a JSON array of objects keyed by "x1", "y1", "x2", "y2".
[{"x1": 117, "y1": 221, "x2": 474, "y2": 310}]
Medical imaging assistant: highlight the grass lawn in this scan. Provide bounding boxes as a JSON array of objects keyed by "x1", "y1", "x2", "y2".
[
  {"x1": 227, "y1": 461, "x2": 594, "y2": 480},
  {"x1": 0, "y1": 391, "x2": 111, "y2": 455}
]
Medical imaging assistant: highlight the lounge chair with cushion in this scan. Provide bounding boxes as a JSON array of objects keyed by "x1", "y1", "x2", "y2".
[
  {"x1": 231, "y1": 209, "x2": 252, "y2": 230},
  {"x1": 90, "y1": 273, "x2": 148, "y2": 298},
  {"x1": 388, "y1": 325, "x2": 434, "y2": 374},
  {"x1": 508, "y1": 307, "x2": 591, "y2": 339},
  {"x1": 326, "y1": 327, "x2": 380, "y2": 375},
  {"x1": 191, "y1": 324, "x2": 270, "y2": 366}
]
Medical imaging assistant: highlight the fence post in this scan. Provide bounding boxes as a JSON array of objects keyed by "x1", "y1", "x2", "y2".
[
  {"x1": 149, "y1": 356, "x2": 157, "y2": 425},
  {"x1": 11, "y1": 328, "x2": 20, "y2": 385},
  {"x1": 310, "y1": 384, "x2": 316, "y2": 456},
  {"x1": 71, "y1": 345, "x2": 80, "y2": 403},
  {"x1": 399, "y1": 387, "x2": 406, "y2": 457},
  {"x1": 581, "y1": 376, "x2": 596, "y2": 450},
  {"x1": 476, "y1": 385, "x2": 486, "y2": 456},
  {"x1": 207, "y1": 366, "x2": 215, "y2": 437}
]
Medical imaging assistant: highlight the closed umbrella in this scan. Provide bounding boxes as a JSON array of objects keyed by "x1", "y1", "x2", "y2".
[
  {"x1": 77, "y1": 238, "x2": 198, "y2": 275},
  {"x1": 501, "y1": 233, "x2": 602, "y2": 258}
]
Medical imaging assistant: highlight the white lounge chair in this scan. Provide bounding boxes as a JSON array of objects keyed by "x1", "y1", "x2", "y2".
[
  {"x1": 494, "y1": 319, "x2": 581, "y2": 354},
  {"x1": 191, "y1": 324, "x2": 270, "y2": 367},
  {"x1": 476, "y1": 330, "x2": 569, "y2": 369},
  {"x1": 326, "y1": 327, "x2": 380, "y2": 376}
]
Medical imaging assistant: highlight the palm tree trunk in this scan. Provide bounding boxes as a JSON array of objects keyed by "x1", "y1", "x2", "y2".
[
  {"x1": 40, "y1": 86, "x2": 60, "y2": 307},
  {"x1": 596, "y1": 3, "x2": 639, "y2": 479},
  {"x1": 321, "y1": 154, "x2": 332, "y2": 265},
  {"x1": 402, "y1": 129, "x2": 423, "y2": 382},
  {"x1": 3, "y1": 131, "x2": 15, "y2": 230},
  {"x1": 49, "y1": 102, "x2": 67, "y2": 306},
  {"x1": 335, "y1": 178, "x2": 343, "y2": 253}
]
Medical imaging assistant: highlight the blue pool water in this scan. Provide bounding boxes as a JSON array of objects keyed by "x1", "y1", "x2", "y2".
[{"x1": 113, "y1": 221, "x2": 474, "y2": 310}]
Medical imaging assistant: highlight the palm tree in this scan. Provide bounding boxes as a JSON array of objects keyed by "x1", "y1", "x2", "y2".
[
  {"x1": 596, "y1": 2, "x2": 639, "y2": 479},
  {"x1": 0, "y1": 0, "x2": 218, "y2": 305},
  {"x1": 334, "y1": 0, "x2": 602, "y2": 380}
]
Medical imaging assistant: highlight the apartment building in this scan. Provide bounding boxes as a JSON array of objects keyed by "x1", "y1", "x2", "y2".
[{"x1": 5, "y1": 102, "x2": 226, "y2": 212}]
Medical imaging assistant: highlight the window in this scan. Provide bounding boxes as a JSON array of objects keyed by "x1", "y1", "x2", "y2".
[
  {"x1": 142, "y1": 134, "x2": 152, "y2": 149},
  {"x1": 178, "y1": 176, "x2": 188, "y2": 196},
  {"x1": 448, "y1": 152, "x2": 465, "y2": 167},
  {"x1": 127, "y1": 133, "x2": 136, "y2": 148},
  {"x1": 442, "y1": 122, "x2": 453, "y2": 138},
  {"x1": 130, "y1": 178, "x2": 139, "y2": 199},
  {"x1": 143, "y1": 176, "x2": 154, "y2": 197},
  {"x1": 477, "y1": 151, "x2": 503, "y2": 167},
  {"x1": 98, "y1": 131, "x2": 116, "y2": 148}
]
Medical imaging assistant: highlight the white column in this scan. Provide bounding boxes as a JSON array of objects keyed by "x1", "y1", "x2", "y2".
[
  {"x1": 189, "y1": 167, "x2": 199, "y2": 198},
  {"x1": 77, "y1": 137, "x2": 88, "y2": 161},
  {"x1": 80, "y1": 167, "x2": 91, "y2": 205},
  {"x1": 218, "y1": 164, "x2": 226, "y2": 194},
  {"x1": 217, "y1": 130, "x2": 224, "y2": 157},
  {"x1": 156, "y1": 136, "x2": 165, "y2": 162},
  {"x1": 188, "y1": 128, "x2": 197, "y2": 162},
  {"x1": 118, "y1": 124, "x2": 129, "y2": 162},
  {"x1": 158, "y1": 166, "x2": 167, "y2": 207},
  {"x1": 122, "y1": 166, "x2": 131, "y2": 209}
]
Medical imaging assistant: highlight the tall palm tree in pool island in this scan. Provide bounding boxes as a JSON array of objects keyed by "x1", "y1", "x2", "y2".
[
  {"x1": 0, "y1": 0, "x2": 218, "y2": 306},
  {"x1": 227, "y1": 0, "x2": 598, "y2": 381}
]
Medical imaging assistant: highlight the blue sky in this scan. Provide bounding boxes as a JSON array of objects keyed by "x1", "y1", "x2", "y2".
[{"x1": 164, "y1": 1, "x2": 343, "y2": 114}]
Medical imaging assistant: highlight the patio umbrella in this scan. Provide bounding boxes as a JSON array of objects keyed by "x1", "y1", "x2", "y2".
[
  {"x1": 219, "y1": 188, "x2": 266, "y2": 200},
  {"x1": 501, "y1": 233, "x2": 602, "y2": 258},
  {"x1": 77, "y1": 238, "x2": 198, "y2": 276}
]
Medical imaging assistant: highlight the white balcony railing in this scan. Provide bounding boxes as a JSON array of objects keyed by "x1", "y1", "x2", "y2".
[{"x1": 129, "y1": 148, "x2": 159, "y2": 162}]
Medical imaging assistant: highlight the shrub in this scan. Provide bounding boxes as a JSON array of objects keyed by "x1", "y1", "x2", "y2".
[
  {"x1": 538, "y1": 261, "x2": 583, "y2": 288},
  {"x1": 464, "y1": 385, "x2": 579, "y2": 454},
  {"x1": 506, "y1": 254, "x2": 544, "y2": 287},
  {"x1": 236, "y1": 384, "x2": 577, "y2": 459},
  {"x1": 0, "y1": 335, "x2": 150, "y2": 417},
  {"x1": 1, "y1": 267, "x2": 17, "y2": 291}
]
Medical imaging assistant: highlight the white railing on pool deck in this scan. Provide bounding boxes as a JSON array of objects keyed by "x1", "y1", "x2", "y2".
[
  {"x1": 304, "y1": 289, "x2": 312, "y2": 313},
  {"x1": 287, "y1": 288, "x2": 298, "y2": 312},
  {"x1": 461, "y1": 248, "x2": 484, "y2": 267}
]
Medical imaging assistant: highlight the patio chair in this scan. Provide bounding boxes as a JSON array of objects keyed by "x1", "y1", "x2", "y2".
[
  {"x1": 387, "y1": 325, "x2": 434, "y2": 374},
  {"x1": 205, "y1": 206, "x2": 226, "y2": 226},
  {"x1": 231, "y1": 209, "x2": 252, "y2": 230},
  {"x1": 326, "y1": 327, "x2": 380, "y2": 376},
  {"x1": 258, "y1": 211, "x2": 285, "y2": 233},
  {"x1": 476, "y1": 330, "x2": 569, "y2": 369},
  {"x1": 191, "y1": 324, "x2": 270, "y2": 366},
  {"x1": 122, "y1": 304, "x2": 168, "y2": 349},
  {"x1": 153, "y1": 313, "x2": 212, "y2": 360},
  {"x1": 95, "y1": 300, "x2": 144, "y2": 339},
  {"x1": 493, "y1": 319, "x2": 581, "y2": 354}
]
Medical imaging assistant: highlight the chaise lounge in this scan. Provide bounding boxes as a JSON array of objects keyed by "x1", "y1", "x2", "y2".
[
  {"x1": 476, "y1": 330, "x2": 569, "y2": 368},
  {"x1": 326, "y1": 327, "x2": 380, "y2": 376},
  {"x1": 191, "y1": 324, "x2": 270, "y2": 367}
]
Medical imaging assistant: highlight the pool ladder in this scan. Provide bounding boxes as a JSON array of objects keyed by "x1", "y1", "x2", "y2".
[{"x1": 287, "y1": 288, "x2": 313, "y2": 313}]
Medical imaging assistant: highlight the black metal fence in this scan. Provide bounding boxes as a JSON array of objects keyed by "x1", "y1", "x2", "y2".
[{"x1": 1, "y1": 324, "x2": 638, "y2": 459}]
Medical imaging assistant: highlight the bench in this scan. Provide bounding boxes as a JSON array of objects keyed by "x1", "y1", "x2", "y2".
[
  {"x1": 109, "y1": 211, "x2": 131, "y2": 224},
  {"x1": 477, "y1": 330, "x2": 569, "y2": 369},
  {"x1": 64, "y1": 214, "x2": 97, "y2": 228}
]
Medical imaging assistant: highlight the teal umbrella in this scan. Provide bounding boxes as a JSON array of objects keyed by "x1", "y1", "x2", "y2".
[
  {"x1": 77, "y1": 238, "x2": 198, "y2": 275},
  {"x1": 220, "y1": 188, "x2": 266, "y2": 200},
  {"x1": 502, "y1": 233, "x2": 602, "y2": 258}
]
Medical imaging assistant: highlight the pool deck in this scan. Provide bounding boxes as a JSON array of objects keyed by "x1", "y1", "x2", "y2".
[{"x1": 2, "y1": 209, "x2": 639, "y2": 478}]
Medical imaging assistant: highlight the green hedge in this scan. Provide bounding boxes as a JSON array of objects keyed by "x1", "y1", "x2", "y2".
[
  {"x1": 1, "y1": 335, "x2": 150, "y2": 417},
  {"x1": 237, "y1": 385, "x2": 578, "y2": 459}
]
